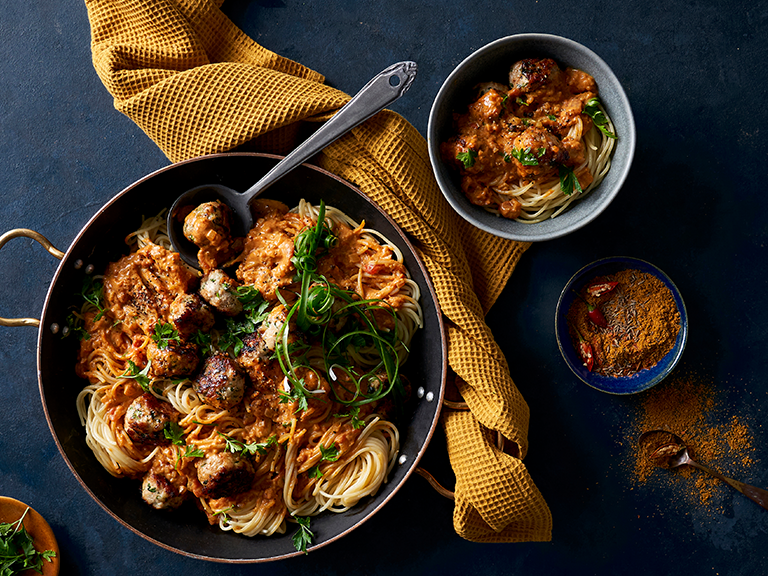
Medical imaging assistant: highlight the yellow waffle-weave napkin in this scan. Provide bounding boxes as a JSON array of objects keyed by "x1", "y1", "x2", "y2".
[{"x1": 84, "y1": 0, "x2": 553, "y2": 542}]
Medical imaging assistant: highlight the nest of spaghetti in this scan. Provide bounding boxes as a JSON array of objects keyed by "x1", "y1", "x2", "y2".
[
  {"x1": 440, "y1": 57, "x2": 617, "y2": 223},
  {"x1": 69, "y1": 197, "x2": 423, "y2": 543}
]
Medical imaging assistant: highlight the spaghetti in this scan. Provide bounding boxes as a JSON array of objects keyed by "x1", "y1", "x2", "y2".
[
  {"x1": 440, "y1": 57, "x2": 617, "y2": 223},
  {"x1": 72, "y1": 198, "x2": 422, "y2": 545}
]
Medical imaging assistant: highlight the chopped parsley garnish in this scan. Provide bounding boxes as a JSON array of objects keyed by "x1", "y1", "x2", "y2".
[
  {"x1": 333, "y1": 406, "x2": 366, "y2": 429},
  {"x1": 0, "y1": 507, "x2": 57, "y2": 575},
  {"x1": 510, "y1": 147, "x2": 545, "y2": 166},
  {"x1": 515, "y1": 96, "x2": 528, "y2": 106},
  {"x1": 236, "y1": 285, "x2": 270, "y2": 324},
  {"x1": 63, "y1": 312, "x2": 89, "y2": 340},
  {"x1": 308, "y1": 443, "x2": 340, "y2": 479},
  {"x1": 456, "y1": 149, "x2": 478, "y2": 169},
  {"x1": 151, "y1": 322, "x2": 180, "y2": 349},
  {"x1": 559, "y1": 165, "x2": 584, "y2": 196},
  {"x1": 120, "y1": 360, "x2": 152, "y2": 392},
  {"x1": 291, "y1": 516, "x2": 314, "y2": 554},
  {"x1": 547, "y1": 114, "x2": 557, "y2": 121},
  {"x1": 584, "y1": 98, "x2": 617, "y2": 139},
  {"x1": 183, "y1": 445, "x2": 204, "y2": 459},
  {"x1": 191, "y1": 330, "x2": 213, "y2": 356},
  {"x1": 81, "y1": 275, "x2": 106, "y2": 321},
  {"x1": 164, "y1": 421, "x2": 186, "y2": 446},
  {"x1": 219, "y1": 433, "x2": 278, "y2": 457}
]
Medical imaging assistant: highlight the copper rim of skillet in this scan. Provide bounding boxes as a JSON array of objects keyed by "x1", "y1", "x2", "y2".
[{"x1": 33, "y1": 152, "x2": 447, "y2": 562}]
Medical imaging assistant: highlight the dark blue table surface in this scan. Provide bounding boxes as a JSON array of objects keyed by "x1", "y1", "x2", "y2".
[{"x1": 2, "y1": 1, "x2": 767, "y2": 574}]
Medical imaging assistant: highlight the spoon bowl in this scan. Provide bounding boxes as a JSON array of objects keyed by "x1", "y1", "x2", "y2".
[
  {"x1": 639, "y1": 429, "x2": 768, "y2": 510},
  {"x1": 168, "y1": 60, "x2": 418, "y2": 269}
]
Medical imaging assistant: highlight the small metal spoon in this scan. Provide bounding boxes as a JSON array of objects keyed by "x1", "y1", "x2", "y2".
[
  {"x1": 167, "y1": 60, "x2": 418, "y2": 269},
  {"x1": 639, "y1": 429, "x2": 768, "y2": 510}
]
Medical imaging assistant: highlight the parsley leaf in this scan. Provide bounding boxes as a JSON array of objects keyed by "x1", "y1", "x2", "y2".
[
  {"x1": 236, "y1": 286, "x2": 271, "y2": 325},
  {"x1": 191, "y1": 330, "x2": 213, "y2": 356},
  {"x1": 515, "y1": 96, "x2": 528, "y2": 106},
  {"x1": 559, "y1": 165, "x2": 584, "y2": 197},
  {"x1": 583, "y1": 98, "x2": 617, "y2": 139},
  {"x1": 219, "y1": 433, "x2": 277, "y2": 457},
  {"x1": 307, "y1": 443, "x2": 340, "y2": 479},
  {"x1": 333, "y1": 406, "x2": 366, "y2": 429},
  {"x1": 151, "y1": 322, "x2": 180, "y2": 350},
  {"x1": 183, "y1": 445, "x2": 204, "y2": 458},
  {"x1": 81, "y1": 275, "x2": 106, "y2": 321},
  {"x1": 121, "y1": 360, "x2": 152, "y2": 392},
  {"x1": 510, "y1": 147, "x2": 545, "y2": 166},
  {"x1": 62, "y1": 312, "x2": 89, "y2": 340},
  {"x1": 319, "y1": 443, "x2": 340, "y2": 462},
  {"x1": 164, "y1": 422, "x2": 186, "y2": 446},
  {"x1": 291, "y1": 516, "x2": 314, "y2": 554},
  {"x1": 277, "y1": 378, "x2": 310, "y2": 413},
  {"x1": 456, "y1": 149, "x2": 478, "y2": 169}
]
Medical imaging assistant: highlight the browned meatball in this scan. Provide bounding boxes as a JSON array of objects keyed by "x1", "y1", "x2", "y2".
[
  {"x1": 141, "y1": 471, "x2": 185, "y2": 510},
  {"x1": 183, "y1": 201, "x2": 237, "y2": 271},
  {"x1": 125, "y1": 393, "x2": 172, "y2": 444},
  {"x1": 236, "y1": 332, "x2": 280, "y2": 388},
  {"x1": 183, "y1": 201, "x2": 232, "y2": 246},
  {"x1": 260, "y1": 304, "x2": 290, "y2": 351},
  {"x1": 194, "y1": 352, "x2": 246, "y2": 409},
  {"x1": 199, "y1": 269, "x2": 243, "y2": 317},
  {"x1": 509, "y1": 58, "x2": 562, "y2": 94},
  {"x1": 169, "y1": 293, "x2": 215, "y2": 340},
  {"x1": 512, "y1": 127, "x2": 568, "y2": 167},
  {"x1": 147, "y1": 338, "x2": 200, "y2": 378},
  {"x1": 196, "y1": 451, "x2": 255, "y2": 499}
]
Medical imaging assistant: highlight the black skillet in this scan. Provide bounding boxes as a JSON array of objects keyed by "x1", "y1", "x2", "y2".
[{"x1": 8, "y1": 153, "x2": 446, "y2": 562}]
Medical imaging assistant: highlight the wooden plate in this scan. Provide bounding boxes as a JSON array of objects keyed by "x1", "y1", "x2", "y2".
[{"x1": 0, "y1": 496, "x2": 59, "y2": 576}]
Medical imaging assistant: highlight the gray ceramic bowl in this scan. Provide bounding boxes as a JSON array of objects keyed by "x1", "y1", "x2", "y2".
[{"x1": 427, "y1": 33, "x2": 636, "y2": 241}]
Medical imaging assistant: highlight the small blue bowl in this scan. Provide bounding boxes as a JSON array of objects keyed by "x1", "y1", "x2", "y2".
[{"x1": 555, "y1": 257, "x2": 688, "y2": 394}]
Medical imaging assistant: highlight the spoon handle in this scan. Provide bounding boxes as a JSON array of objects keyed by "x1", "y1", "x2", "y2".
[
  {"x1": 241, "y1": 61, "x2": 417, "y2": 199},
  {"x1": 688, "y1": 460, "x2": 768, "y2": 510}
]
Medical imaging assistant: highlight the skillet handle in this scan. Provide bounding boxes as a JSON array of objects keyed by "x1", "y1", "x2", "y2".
[
  {"x1": 0, "y1": 229, "x2": 65, "y2": 327},
  {"x1": 414, "y1": 399, "x2": 470, "y2": 501},
  {"x1": 415, "y1": 399, "x2": 512, "y2": 500}
]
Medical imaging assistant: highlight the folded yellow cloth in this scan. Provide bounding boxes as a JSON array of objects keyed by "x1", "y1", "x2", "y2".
[{"x1": 85, "y1": 0, "x2": 552, "y2": 542}]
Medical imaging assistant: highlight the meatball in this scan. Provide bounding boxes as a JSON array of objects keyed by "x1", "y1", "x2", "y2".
[
  {"x1": 511, "y1": 127, "x2": 568, "y2": 167},
  {"x1": 183, "y1": 201, "x2": 236, "y2": 271},
  {"x1": 236, "y1": 332, "x2": 281, "y2": 388},
  {"x1": 467, "y1": 88, "x2": 505, "y2": 122},
  {"x1": 508, "y1": 58, "x2": 562, "y2": 94},
  {"x1": 169, "y1": 293, "x2": 215, "y2": 340},
  {"x1": 141, "y1": 471, "x2": 185, "y2": 510},
  {"x1": 147, "y1": 338, "x2": 200, "y2": 378},
  {"x1": 196, "y1": 451, "x2": 255, "y2": 499},
  {"x1": 260, "y1": 304, "x2": 290, "y2": 351},
  {"x1": 125, "y1": 393, "x2": 172, "y2": 444},
  {"x1": 194, "y1": 352, "x2": 246, "y2": 409},
  {"x1": 199, "y1": 269, "x2": 243, "y2": 317}
]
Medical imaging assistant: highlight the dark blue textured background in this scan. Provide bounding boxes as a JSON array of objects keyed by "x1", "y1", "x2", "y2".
[{"x1": 2, "y1": 1, "x2": 767, "y2": 574}]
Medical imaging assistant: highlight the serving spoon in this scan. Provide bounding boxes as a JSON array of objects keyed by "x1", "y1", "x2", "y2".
[
  {"x1": 167, "y1": 60, "x2": 418, "y2": 269},
  {"x1": 639, "y1": 429, "x2": 768, "y2": 510}
]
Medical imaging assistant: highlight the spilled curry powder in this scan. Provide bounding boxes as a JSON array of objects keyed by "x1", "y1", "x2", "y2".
[{"x1": 622, "y1": 370, "x2": 759, "y2": 509}]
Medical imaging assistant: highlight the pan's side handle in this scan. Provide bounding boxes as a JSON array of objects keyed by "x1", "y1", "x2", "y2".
[
  {"x1": 0, "y1": 229, "x2": 65, "y2": 327},
  {"x1": 414, "y1": 399, "x2": 509, "y2": 500}
]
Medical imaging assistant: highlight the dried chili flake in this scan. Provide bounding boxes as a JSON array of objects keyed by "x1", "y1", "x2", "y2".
[
  {"x1": 573, "y1": 290, "x2": 608, "y2": 328},
  {"x1": 586, "y1": 281, "x2": 619, "y2": 298},
  {"x1": 572, "y1": 326, "x2": 595, "y2": 371}
]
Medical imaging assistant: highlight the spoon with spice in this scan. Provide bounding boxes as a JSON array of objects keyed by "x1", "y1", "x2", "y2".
[{"x1": 639, "y1": 430, "x2": 768, "y2": 510}]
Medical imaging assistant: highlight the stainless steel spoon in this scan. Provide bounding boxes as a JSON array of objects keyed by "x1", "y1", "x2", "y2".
[
  {"x1": 639, "y1": 429, "x2": 768, "y2": 510},
  {"x1": 167, "y1": 60, "x2": 417, "y2": 269}
]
